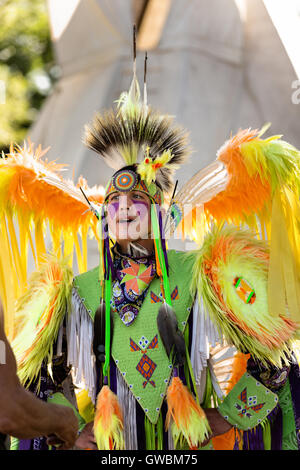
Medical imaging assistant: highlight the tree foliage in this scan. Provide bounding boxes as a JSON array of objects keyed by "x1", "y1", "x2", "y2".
[{"x1": 0, "y1": 0, "x2": 56, "y2": 152}]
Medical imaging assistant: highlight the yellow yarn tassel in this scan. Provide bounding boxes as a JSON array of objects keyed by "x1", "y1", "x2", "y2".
[
  {"x1": 93, "y1": 385, "x2": 125, "y2": 450},
  {"x1": 166, "y1": 376, "x2": 211, "y2": 449}
]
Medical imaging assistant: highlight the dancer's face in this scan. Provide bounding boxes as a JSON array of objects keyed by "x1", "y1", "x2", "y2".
[{"x1": 106, "y1": 190, "x2": 152, "y2": 242}]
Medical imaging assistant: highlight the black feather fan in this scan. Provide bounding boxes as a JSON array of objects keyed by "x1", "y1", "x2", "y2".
[
  {"x1": 84, "y1": 107, "x2": 190, "y2": 192},
  {"x1": 157, "y1": 302, "x2": 186, "y2": 367},
  {"x1": 93, "y1": 299, "x2": 114, "y2": 365}
]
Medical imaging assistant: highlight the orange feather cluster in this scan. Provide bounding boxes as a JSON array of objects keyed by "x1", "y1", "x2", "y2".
[
  {"x1": 93, "y1": 385, "x2": 124, "y2": 450},
  {"x1": 204, "y1": 129, "x2": 270, "y2": 223},
  {"x1": 225, "y1": 352, "x2": 250, "y2": 394},
  {"x1": 166, "y1": 376, "x2": 211, "y2": 448},
  {"x1": 1, "y1": 142, "x2": 104, "y2": 235}
]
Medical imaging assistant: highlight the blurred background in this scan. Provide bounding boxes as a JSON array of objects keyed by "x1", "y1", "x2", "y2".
[{"x1": 1, "y1": 0, "x2": 300, "y2": 191}]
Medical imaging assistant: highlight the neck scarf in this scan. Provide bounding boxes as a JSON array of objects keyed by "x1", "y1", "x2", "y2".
[{"x1": 112, "y1": 244, "x2": 156, "y2": 326}]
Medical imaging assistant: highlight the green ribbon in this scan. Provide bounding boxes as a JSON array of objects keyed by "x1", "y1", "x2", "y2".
[
  {"x1": 103, "y1": 264, "x2": 112, "y2": 378},
  {"x1": 151, "y1": 204, "x2": 172, "y2": 306}
]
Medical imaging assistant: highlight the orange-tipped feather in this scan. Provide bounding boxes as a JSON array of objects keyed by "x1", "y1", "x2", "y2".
[
  {"x1": 205, "y1": 128, "x2": 271, "y2": 223},
  {"x1": 1, "y1": 141, "x2": 104, "y2": 234},
  {"x1": 93, "y1": 386, "x2": 124, "y2": 450},
  {"x1": 166, "y1": 376, "x2": 211, "y2": 449}
]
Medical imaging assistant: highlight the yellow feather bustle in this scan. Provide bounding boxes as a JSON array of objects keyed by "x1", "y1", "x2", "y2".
[
  {"x1": 166, "y1": 376, "x2": 211, "y2": 449},
  {"x1": 0, "y1": 141, "x2": 104, "y2": 337},
  {"x1": 12, "y1": 254, "x2": 73, "y2": 388},
  {"x1": 186, "y1": 126, "x2": 300, "y2": 334},
  {"x1": 93, "y1": 385, "x2": 125, "y2": 450}
]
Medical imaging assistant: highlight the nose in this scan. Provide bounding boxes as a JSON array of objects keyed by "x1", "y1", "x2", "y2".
[{"x1": 119, "y1": 195, "x2": 131, "y2": 211}]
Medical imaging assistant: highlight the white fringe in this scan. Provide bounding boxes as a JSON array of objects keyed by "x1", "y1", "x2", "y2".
[
  {"x1": 116, "y1": 367, "x2": 175, "y2": 450},
  {"x1": 66, "y1": 287, "x2": 96, "y2": 403},
  {"x1": 116, "y1": 368, "x2": 138, "y2": 450},
  {"x1": 190, "y1": 296, "x2": 222, "y2": 382},
  {"x1": 190, "y1": 296, "x2": 223, "y2": 402},
  {"x1": 56, "y1": 322, "x2": 64, "y2": 357},
  {"x1": 168, "y1": 428, "x2": 175, "y2": 451}
]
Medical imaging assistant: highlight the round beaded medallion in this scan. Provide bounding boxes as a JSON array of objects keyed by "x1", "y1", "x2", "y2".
[{"x1": 112, "y1": 169, "x2": 138, "y2": 192}]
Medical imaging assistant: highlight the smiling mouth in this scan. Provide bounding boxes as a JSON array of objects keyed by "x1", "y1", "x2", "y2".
[{"x1": 118, "y1": 217, "x2": 136, "y2": 224}]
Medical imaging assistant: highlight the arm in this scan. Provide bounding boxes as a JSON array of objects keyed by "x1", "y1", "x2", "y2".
[{"x1": 0, "y1": 302, "x2": 78, "y2": 448}]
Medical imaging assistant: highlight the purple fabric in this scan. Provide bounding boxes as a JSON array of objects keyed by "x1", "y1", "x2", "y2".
[
  {"x1": 233, "y1": 430, "x2": 240, "y2": 450},
  {"x1": 243, "y1": 427, "x2": 264, "y2": 450},
  {"x1": 242, "y1": 430, "x2": 249, "y2": 450},
  {"x1": 110, "y1": 361, "x2": 118, "y2": 394},
  {"x1": 288, "y1": 363, "x2": 300, "y2": 449},
  {"x1": 256, "y1": 425, "x2": 264, "y2": 450},
  {"x1": 18, "y1": 365, "x2": 58, "y2": 450},
  {"x1": 233, "y1": 439, "x2": 239, "y2": 450},
  {"x1": 246, "y1": 355, "x2": 292, "y2": 450},
  {"x1": 18, "y1": 439, "x2": 32, "y2": 450},
  {"x1": 270, "y1": 406, "x2": 283, "y2": 450},
  {"x1": 242, "y1": 395, "x2": 283, "y2": 450},
  {"x1": 247, "y1": 427, "x2": 264, "y2": 450},
  {"x1": 242, "y1": 406, "x2": 280, "y2": 450},
  {"x1": 101, "y1": 216, "x2": 108, "y2": 277}
]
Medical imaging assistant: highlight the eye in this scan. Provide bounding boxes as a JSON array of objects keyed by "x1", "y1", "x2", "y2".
[
  {"x1": 109, "y1": 194, "x2": 120, "y2": 202},
  {"x1": 132, "y1": 192, "x2": 146, "y2": 201}
]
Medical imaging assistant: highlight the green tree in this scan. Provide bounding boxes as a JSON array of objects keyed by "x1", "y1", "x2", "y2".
[{"x1": 0, "y1": 0, "x2": 57, "y2": 152}]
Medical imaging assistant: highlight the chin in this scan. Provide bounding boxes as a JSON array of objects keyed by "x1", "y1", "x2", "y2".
[{"x1": 117, "y1": 221, "x2": 148, "y2": 241}]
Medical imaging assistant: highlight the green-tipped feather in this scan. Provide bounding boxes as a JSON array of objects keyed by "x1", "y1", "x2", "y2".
[{"x1": 241, "y1": 137, "x2": 300, "y2": 194}]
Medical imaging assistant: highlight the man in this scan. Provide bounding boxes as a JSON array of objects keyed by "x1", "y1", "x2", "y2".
[
  {"x1": 9, "y1": 59, "x2": 300, "y2": 450},
  {"x1": 0, "y1": 300, "x2": 78, "y2": 449},
  {"x1": 75, "y1": 188, "x2": 233, "y2": 450}
]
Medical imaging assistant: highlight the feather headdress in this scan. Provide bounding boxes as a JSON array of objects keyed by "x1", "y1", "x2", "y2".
[
  {"x1": 84, "y1": 107, "x2": 189, "y2": 193},
  {"x1": 84, "y1": 50, "x2": 190, "y2": 194}
]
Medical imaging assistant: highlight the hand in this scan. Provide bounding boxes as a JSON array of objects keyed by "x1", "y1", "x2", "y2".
[
  {"x1": 46, "y1": 435, "x2": 66, "y2": 449},
  {"x1": 47, "y1": 405, "x2": 78, "y2": 450},
  {"x1": 75, "y1": 421, "x2": 97, "y2": 450},
  {"x1": 198, "y1": 408, "x2": 233, "y2": 448},
  {"x1": 204, "y1": 408, "x2": 232, "y2": 438}
]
